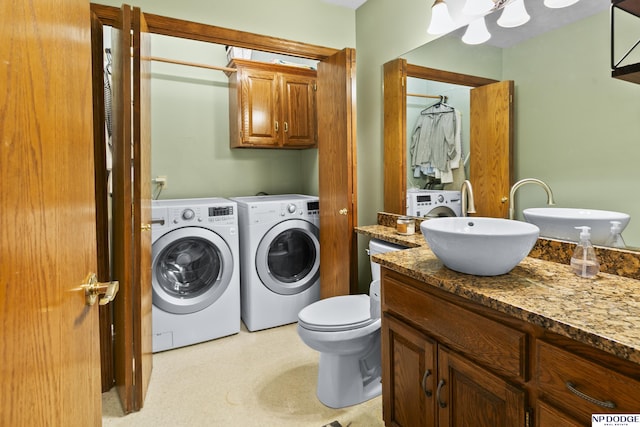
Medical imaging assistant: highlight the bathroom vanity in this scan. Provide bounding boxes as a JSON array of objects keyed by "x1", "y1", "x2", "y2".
[{"x1": 356, "y1": 218, "x2": 640, "y2": 427}]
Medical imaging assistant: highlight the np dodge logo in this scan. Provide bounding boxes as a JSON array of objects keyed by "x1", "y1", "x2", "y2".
[{"x1": 592, "y1": 414, "x2": 640, "y2": 427}]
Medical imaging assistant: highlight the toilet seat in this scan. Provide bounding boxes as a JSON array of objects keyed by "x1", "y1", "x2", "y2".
[{"x1": 298, "y1": 295, "x2": 375, "y2": 332}]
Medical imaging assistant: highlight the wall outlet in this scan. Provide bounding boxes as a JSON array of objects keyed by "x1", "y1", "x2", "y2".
[{"x1": 154, "y1": 175, "x2": 167, "y2": 188}]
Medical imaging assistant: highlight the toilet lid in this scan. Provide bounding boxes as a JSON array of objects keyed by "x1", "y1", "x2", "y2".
[{"x1": 298, "y1": 295, "x2": 375, "y2": 332}]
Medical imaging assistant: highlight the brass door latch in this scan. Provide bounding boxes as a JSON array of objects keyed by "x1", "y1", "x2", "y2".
[{"x1": 81, "y1": 273, "x2": 119, "y2": 306}]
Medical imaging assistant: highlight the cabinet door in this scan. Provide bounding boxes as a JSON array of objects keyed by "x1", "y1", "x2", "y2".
[
  {"x1": 240, "y1": 68, "x2": 280, "y2": 146},
  {"x1": 437, "y1": 346, "x2": 526, "y2": 427},
  {"x1": 281, "y1": 73, "x2": 317, "y2": 147},
  {"x1": 382, "y1": 315, "x2": 437, "y2": 427}
]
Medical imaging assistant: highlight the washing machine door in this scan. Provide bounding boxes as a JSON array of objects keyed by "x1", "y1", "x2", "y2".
[
  {"x1": 152, "y1": 227, "x2": 233, "y2": 314},
  {"x1": 256, "y1": 219, "x2": 320, "y2": 295}
]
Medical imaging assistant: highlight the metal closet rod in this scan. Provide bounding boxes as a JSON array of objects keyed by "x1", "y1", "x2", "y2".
[{"x1": 140, "y1": 55, "x2": 237, "y2": 73}]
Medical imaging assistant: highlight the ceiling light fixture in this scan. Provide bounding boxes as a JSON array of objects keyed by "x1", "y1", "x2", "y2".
[
  {"x1": 462, "y1": 17, "x2": 491, "y2": 45},
  {"x1": 497, "y1": 0, "x2": 530, "y2": 28},
  {"x1": 544, "y1": 0, "x2": 580, "y2": 8},
  {"x1": 427, "y1": 0, "x2": 456, "y2": 35}
]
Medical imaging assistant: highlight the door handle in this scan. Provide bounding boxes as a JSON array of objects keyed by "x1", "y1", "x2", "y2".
[{"x1": 81, "y1": 273, "x2": 119, "y2": 306}]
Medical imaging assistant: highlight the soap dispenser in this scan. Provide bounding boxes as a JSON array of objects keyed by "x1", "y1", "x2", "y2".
[
  {"x1": 570, "y1": 226, "x2": 599, "y2": 278},
  {"x1": 604, "y1": 220, "x2": 626, "y2": 248}
]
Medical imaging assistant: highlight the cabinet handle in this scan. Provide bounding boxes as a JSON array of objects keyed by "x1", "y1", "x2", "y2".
[
  {"x1": 421, "y1": 369, "x2": 432, "y2": 397},
  {"x1": 565, "y1": 381, "x2": 616, "y2": 409},
  {"x1": 436, "y1": 379, "x2": 447, "y2": 408},
  {"x1": 284, "y1": 121, "x2": 288, "y2": 133},
  {"x1": 275, "y1": 121, "x2": 279, "y2": 132}
]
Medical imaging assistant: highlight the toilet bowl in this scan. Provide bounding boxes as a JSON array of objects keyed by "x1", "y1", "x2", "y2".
[{"x1": 297, "y1": 239, "x2": 406, "y2": 408}]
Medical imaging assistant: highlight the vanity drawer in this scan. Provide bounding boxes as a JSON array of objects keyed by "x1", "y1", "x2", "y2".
[
  {"x1": 536, "y1": 340, "x2": 640, "y2": 423},
  {"x1": 383, "y1": 274, "x2": 527, "y2": 381}
]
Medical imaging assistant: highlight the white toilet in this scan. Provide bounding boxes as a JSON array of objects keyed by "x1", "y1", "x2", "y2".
[{"x1": 297, "y1": 238, "x2": 406, "y2": 408}]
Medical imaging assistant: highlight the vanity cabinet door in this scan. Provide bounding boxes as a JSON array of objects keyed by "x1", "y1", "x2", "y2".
[
  {"x1": 536, "y1": 400, "x2": 585, "y2": 427},
  {"x1": 382, "y1": 314, "x2": 437, "y2": 427},
  {"x1": 437, "y1": 346, "x2": 527, "y2": 427}
]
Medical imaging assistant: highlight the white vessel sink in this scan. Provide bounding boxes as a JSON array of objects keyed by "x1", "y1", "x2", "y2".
[
  {"x1": 420, "y1": 217, "x2": 539, "y2": 276},
  {"x1": 522, "y1": 208, "x2": 630, "y2": 245}
]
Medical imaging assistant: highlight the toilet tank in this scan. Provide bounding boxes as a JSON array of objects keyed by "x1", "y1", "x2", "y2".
[{"x1": 369, "y1": 239, "x2": 407, "y2": 281}]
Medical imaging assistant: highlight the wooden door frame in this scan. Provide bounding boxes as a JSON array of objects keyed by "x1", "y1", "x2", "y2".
[
  {"x1": 383, "y1": 58, "x2": 499, "y2": 215},
  {"x1": 89, "y1": 0, "x2": 356, "y2": 401}
]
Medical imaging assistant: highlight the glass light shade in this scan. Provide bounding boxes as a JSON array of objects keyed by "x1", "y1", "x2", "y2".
[
  {"x1": 544, "y1": 0, "x2": 579, "y2": 8},
  {"x1": 462, "y1": 0, "x2": 495, "y2": 16},
  {"x1": 462, "y1": 17, "x2": 491, "y2": 45},
  {"x1": 427, "y1": 0, "x2": 456, "y2": 35},
  {"x1": 497, "y1": 0, "x2": 530, "y2": 28}
]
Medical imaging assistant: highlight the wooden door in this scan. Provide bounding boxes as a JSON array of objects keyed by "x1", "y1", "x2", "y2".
[
  {"x1": 281, "y1": 73, "x2": 317, "y2": 148},
  {"x1": 0, "y1": 0, "x2": 102, "y2": 425},
  {"x1": 111, "y1": 4, "x2": 153, "y2": 412},
  {"x1": 437, "y1": 347, "x2": 525, "y2": 427},
  {"x1": 132, "y1": 7, "x2": 153, "y2": 407},
  {"x1": 111, "y1": 3, "x2": 137, "y2": 412},
  {"x1": 382, "y1": 315, "x2": 437, "y2": 427},
  {"x1": 470, "y1": 81, "x2": 514, "y2": 218},
  {"x1": 317, "y1": 48, "x2": 358, "y2": 297}
]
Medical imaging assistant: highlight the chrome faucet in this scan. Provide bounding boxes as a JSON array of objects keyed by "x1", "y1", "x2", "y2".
[
  {"x1": 508, "y1": 178, "x2": 555, "y2": 220},
  {"x1": 460, "y1": 180, "x2": 476, "y2": 217}
]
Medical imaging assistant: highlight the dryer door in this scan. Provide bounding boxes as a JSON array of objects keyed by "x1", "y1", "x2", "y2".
[
  {"x1": 152, "y1": 227, "x2": 233, "y2": 314},
  {"x1": 256, "y1": 219, "x2": 320, "y2": 295}
]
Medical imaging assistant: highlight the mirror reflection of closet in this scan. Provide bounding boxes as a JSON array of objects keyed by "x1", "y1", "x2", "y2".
[
  {"x1": 406, "y1": 78, "x2": 471, "y2": 192},
  {"x1": 384, "y1": 58, "x2": 513, "y2": 218}
]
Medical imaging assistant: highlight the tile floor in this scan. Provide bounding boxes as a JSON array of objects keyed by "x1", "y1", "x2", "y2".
[{"x1": 102, "y1": 323, "x2": 384, "y2": 426}]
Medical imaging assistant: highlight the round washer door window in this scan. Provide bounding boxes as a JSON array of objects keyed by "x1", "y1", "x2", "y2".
[
  {"x1": 152, "y1": 227, "x2": 233, "y2": 314},
  {"x1": 256, "y1": 219, "x2": 320, "y2": 295}
]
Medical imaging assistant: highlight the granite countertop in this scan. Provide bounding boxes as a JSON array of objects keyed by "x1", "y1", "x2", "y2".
[{"x1": 355, "y1": 222, "x2": 640, "y2": 364}]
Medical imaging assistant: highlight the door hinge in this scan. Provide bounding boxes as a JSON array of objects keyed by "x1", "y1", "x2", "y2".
[
  {"x1": 313, "y1": 83, "x2": 317, "y2": 91},
  {"x1": 525, "y1": 407, "x2": 532, "y2": 427},
  {"x1": 132, "y1": 357, "x2": 136, "y2": 386}
]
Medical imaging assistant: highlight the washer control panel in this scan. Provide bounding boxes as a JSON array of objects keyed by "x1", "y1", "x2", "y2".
[{"x1": 167, "y1": 205, "x2": 236, "y2": 225}]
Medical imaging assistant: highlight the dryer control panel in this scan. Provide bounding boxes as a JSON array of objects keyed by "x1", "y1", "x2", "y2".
[{"x1": 406, "y1": 189, "x2": 461, "y2": 218}]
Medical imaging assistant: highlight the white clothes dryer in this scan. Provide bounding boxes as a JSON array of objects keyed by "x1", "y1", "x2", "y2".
[
  {"x1": 230, "y1": 194, "x2": 320, "y2": 332},
  {"x1": 151, "y1": 198, "x2": 240, "y2": 352}
]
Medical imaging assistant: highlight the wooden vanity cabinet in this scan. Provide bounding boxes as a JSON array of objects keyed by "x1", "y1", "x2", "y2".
[
  {"x1": 381, "y1": 269, "x2": 528, "y2": 427},
  {"x1": 228, "y1": 59, "x2": 317, "y2": 149},
  {"x1": 381, "y1": 267, "x2": 640, "y2": 427}
]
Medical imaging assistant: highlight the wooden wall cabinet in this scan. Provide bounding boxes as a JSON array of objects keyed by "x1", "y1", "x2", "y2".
[
  {"x1": 381, "y1": 268, "x2": 640, "y2": 427},
  {"x1": 228, "y1": 59, "x2": 317, "y2": 149}
]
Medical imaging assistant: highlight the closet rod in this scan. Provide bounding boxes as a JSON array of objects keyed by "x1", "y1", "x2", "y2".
[
  {"x1": 407, "y1": 92, "x2": 446, "y2": 101},
  {"x1": 141, "y1": 55, "x2": 237, "y2": 73}
]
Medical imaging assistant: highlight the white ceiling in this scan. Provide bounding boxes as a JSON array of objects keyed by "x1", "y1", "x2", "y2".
[{"x1": 322, "y1": 0, "x2": 609, "y2": 48}]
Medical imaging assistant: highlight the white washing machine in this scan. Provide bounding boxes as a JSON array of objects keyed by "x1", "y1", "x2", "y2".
[
  {"x1": 230, "y1": 194, "x2": 320, "y2": 332},
  {"x1": 406, "y1": 189, "x2": 462, "y2": 218},
  {"x1": 151, "y1": 198, "x2": 240, "y2": 352}
]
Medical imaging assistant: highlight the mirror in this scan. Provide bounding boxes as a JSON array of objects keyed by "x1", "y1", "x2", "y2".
[{"x1": 386, "y1": 7, "x2": 640, "y2": 249}]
